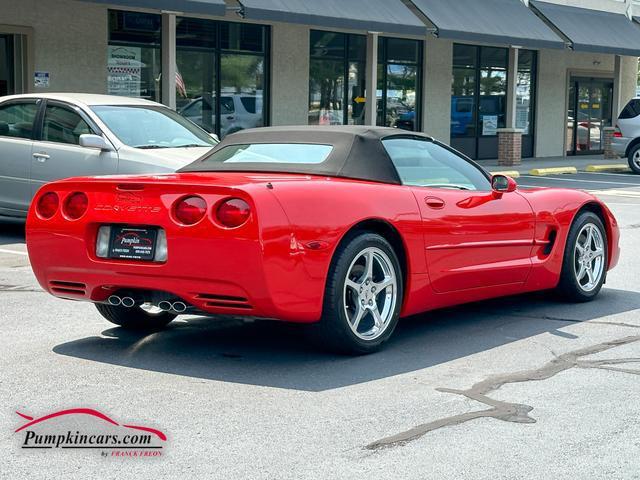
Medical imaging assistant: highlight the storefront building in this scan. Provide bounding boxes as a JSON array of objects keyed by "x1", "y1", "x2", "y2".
[{"x1": 1, "y1": 0, "x2": 639, "y2": 160}]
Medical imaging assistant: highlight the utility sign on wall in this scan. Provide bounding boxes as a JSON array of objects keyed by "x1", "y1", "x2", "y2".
[{"x1": 34, "y1": 71, "x2": 49, "y2": 88}]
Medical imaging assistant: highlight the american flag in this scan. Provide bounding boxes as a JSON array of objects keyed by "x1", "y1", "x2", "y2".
[{"x1": 176, "y1": 69, "x2": 187, "y2": 98}]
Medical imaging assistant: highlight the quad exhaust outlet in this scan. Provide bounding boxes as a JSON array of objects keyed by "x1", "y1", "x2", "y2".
[
  {"x1": 107, "y1": 294, "x2": 189, "y2": 313},
  {"x1": 158, "y1": 301, "x2": 187, "y2": 313}
]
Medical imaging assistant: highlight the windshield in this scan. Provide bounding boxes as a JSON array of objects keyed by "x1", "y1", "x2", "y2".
[
  {"x1": 92, "y1": 105, "x2": 217, "y2": 149},
  {"x1": 198, "y1": 143, "x2": 333, "y2": 165}
]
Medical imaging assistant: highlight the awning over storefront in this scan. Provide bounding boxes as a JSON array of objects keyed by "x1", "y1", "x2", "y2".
[
  {"x1": 80, "y1": 0, "x2": 227, "y2": 16},
  {"x1": 237, "y1": 0, "x2": 427, "y2": 36},
  {"x1": 531, "y1": 1, "x2": 640, "y2": 57},
  {"x1": 409, "y1": 0, "x2": 565, "y2": 50}
]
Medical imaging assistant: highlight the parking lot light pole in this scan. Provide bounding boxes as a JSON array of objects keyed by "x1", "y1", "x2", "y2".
[
  {"x1": 161, "y1": 11, "x2": 177, "y2": 110},
  {"x1": 364, "y1": 32, "x2": 380, "y2": 126}
]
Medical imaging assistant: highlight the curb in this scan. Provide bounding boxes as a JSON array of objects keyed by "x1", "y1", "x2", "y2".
[
  {"x1": 529, "y1": 167, "x2": 578, "y2": 176},
  {"x1": 489, "y1": 170, "x2": 520, "y2": 178},
  {"x1": 585, "y1": 164, "x2": 630, "y2": 173}
]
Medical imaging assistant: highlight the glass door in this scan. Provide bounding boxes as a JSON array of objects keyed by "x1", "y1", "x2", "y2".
[
  {"x1": 567, "y1": 77, "x2": 613, "y2": 155},
  {"x1": 0, "y1": 34, "x2": 15, "y2": 96},
  {"x1": 450, "y1": 45, "x2": 508, "y2": 160}
]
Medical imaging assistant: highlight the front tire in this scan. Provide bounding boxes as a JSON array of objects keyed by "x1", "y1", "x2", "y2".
[
  {"x1": 95, "y1": 303, "x2": 176, "y2": 331},
  {"x1": 627, "y1": 143, "x2": 640, "y2": 174},
  {"x1": 311, "y1": 232, "x2": 403, "y2": 355},
  {"x1": 555, "y1": 212, "x2": 608, "y2": 302}
]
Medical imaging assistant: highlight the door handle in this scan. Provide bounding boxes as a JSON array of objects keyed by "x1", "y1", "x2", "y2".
[
  {"x1": 33, "y1": 153, "x2": 50, "y2": 163},
  {"x1": 425, "y1": 197, "x2": 445, "y2": 209}
]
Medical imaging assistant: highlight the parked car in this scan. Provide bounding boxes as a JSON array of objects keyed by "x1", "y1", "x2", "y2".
[
  {"x1": 178, "y1": 94, "x2": 263, "y2": 137},
  {"x1": 26, "y1": 126, "x2": 619, "y2": 354},
  {"x1": 612, "y1": 97, "x2": 640, "y2": 173},
  {"x1": 0, "y1": 93, "x2": 218, "y2": 220}
]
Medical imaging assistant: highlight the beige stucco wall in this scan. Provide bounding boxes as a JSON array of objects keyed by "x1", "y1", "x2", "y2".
[
  {"x1": 423, "y1": 37, "x2": 452, "y2": 143},
  {"x1": 0, "y1": 0, "x2": 108, "y2": 93},
  {"x1": 535, "y1": 49, "x2": 637, "y2": 157},
  {"x1": 269, "y1": 23, "x2": 309, "y2": 126}
]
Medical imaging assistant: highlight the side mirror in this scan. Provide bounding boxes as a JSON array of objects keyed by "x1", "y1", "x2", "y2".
[
  {"x1": 209, "y1": 133, "x2": 220, "y2": 142},
  {"x1": 80, "y1": 134, "x2": 113, "y2": 151},
  {"x1": 491, "y1": 174, "x2": 517, "y2": 194}
]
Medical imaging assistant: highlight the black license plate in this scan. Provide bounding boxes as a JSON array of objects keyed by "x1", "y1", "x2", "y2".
[{"x1": 109, "y1": 226, "x2": 157, "y2": 261}]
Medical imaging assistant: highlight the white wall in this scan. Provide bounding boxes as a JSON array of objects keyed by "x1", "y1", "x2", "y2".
[{"x1": 0, "y1": 0, "x2": 108, "y2": 93}]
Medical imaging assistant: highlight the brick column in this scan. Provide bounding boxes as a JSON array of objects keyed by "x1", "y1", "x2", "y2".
[
  {"x1": 603, "y1": 127, "x2": 618, "y2": 159},
  {"x1": 497, "y1": 128, "x2": 523, "y2": 166}
]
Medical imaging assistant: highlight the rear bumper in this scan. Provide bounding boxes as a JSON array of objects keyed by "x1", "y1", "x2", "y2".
[
  {"x1": 611, "y1": 136, "x2": 631, "y2": 157},
  {"x1": 26, "y1": 182, "x2": 325, "y2": 323},
  {"x1": 28, "y1": 230, "x2": 321, "y2": 322}
]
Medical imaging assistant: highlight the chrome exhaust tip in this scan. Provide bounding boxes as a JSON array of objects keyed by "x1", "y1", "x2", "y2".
[
  {"x1": 121, "y1": 297, "x2": 136, "y2": 308},
  {"x1": 172, "y1": 301, "x2": 187, "y2": 313},
  {"x1": 158, "y1": 301, "x2": 173, "y2": 311},
  {"x1": 108, "y1": 295, "x2": 122, "y2": 306}
]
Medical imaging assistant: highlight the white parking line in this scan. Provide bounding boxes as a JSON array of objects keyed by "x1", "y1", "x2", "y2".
[
  {"x1": 0, "y1": 248, "x2": 28, "y2": 256},
  {"x1": 581, "y1": 171, "x2": 637, "y2": 178},
  {"x1": 519, "y1": 175, "x2": 640, "y2": 186},
  {"x1": 587, "y1": 189, "x2": 640, "y2": 198}
]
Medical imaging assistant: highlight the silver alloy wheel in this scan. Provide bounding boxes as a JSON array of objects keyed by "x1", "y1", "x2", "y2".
[
  {"x1": 633, "y1": 149, "x2": 640, "y2": 169},
  {"x1": 574, "y1": 223, "x2": 605, "y2": 292},
  {"x1": 343, "y1": 247, "x2": 398, "y2": 341}
]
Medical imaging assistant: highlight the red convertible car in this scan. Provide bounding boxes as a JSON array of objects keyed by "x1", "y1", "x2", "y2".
[{"x1": 26, "y1": 126, "x2": 619, "y2": 354}]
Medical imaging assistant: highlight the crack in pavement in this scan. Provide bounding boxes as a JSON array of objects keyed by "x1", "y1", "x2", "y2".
[
  {"x1": 0, "y1": 284, "x2": 42, "y2": 293},
  {"x1": 366, "y1": 335, "x2": 640, "y2": 450}
]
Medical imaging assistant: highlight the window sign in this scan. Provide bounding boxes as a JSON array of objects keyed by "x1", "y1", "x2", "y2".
[
  {"x1": 34, "y1": 71, "x2": 49, "y2": 88},
  {"x1": 108, "y1": 10, "x2": 161, "y2": 102},
  {"x1": 107, "y1": 46, "x2": 143, "y2": 97},
  {"x1": 482, "y1": 115, "x2": 498, "y2": 135}
]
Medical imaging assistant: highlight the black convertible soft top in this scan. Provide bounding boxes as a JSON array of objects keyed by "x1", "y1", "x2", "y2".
[{"x1": 179, "y1": 125, "x2": 434, "y2": 185}]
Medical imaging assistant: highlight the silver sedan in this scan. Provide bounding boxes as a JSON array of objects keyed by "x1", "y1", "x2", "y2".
[{"x1": 0, "y1": 93, "x2": 218, "y2": 220}]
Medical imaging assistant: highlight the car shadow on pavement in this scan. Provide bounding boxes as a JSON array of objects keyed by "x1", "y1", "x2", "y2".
[
  {"x1": 0, "y1": 222, "x2": 26, "y2": 245},
  {"x1": 53, "y1": 287, "x2": 640, "y2": 392}
]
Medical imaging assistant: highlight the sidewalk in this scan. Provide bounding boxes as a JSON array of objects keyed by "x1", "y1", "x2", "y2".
[{"x1": 478, "y1": 154, "x2": 629, "y2": 176}]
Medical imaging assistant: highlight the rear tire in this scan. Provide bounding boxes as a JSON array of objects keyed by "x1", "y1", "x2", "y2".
[
  {"x1": 555, "y1": 211, "x2": 607, "y2": 302},
  {"x1": 95, "y1": 303, "x2": 175, "y2": 331},
  {"x1": 310, "y1": 232, "x2": 403, "y2": 355},
  {"x1": 627, "y1": 143, "x2": 640, "y2": 174}
]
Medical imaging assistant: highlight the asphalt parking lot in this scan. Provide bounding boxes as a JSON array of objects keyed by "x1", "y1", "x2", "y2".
[{"x1": 2, "y1": 171, "x2": 639, "y2": 479}]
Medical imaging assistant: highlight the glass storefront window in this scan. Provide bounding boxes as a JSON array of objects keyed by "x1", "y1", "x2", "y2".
[
  {"x1": 309, "y1": 32, "x2": 422, "y2": 129},
  {"x1": 108, "y1": 11, "x2": 161, "y2": 102},
  {"x1": 516, "y1": 50, "x2": 537, "y2": 136},
  {"x1": 308, "y1": 31, "x2": 365, "y2": 125},
  {"x1": 479, "y1": 47, "x2": 507, "y2": 135},
  {"x1": 378, "y1": 37, "x2": 422, "y2": 131},
  {"x1": 451, "y1": 44, "x2": 512, "y2": 159},
  {"x1": 175, "y1": 17, "x2": 268, "y2": 138},
  {"x1": 452, "y1": 45, "x2": 477, "y2": 137},
  {"x1": 452, "y1": 45, "x2": 509, "y2": 139}
]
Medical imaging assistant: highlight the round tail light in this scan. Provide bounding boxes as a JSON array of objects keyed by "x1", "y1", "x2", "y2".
[
  {"x1": 174, "y1": 196, "x2": 207, "y2": 225},
  {"x1": 216, "y1": 198, "x2": 251, "y2": 228},
  {"x1": 63, "y1": 192, "x2": 89, "y2": 220},
  {"x1": 36, "y1": 192, "x2": 59, "y2": 219}
]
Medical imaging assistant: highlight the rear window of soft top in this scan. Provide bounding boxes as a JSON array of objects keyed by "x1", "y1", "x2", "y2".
[{"x1": 198, "y1": 143, "x2": 333, "y2": 165}]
